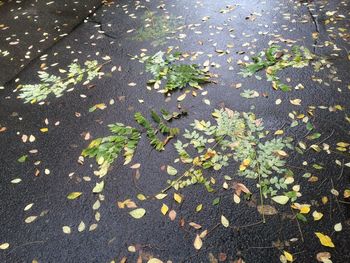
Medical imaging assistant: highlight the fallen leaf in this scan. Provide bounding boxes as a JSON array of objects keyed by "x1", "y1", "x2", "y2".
[
  {"x1": 315, "y1": 232, "x2": 335, "y2": 248},
  {"x1": 155, "y1": 193, "x2": 167, "y2": 200},
  {"x1": 177, "y1": 93, "x2": 187, "y2": 101},
  {"x1": 257, "y1": 205, "x2": 278, "y2": 215},
  {"x1": 62, "y1": 226, "x2": 71, "y2": 234},
  {"x1": 25, "y1": 216, "x2": 37, "y2": 224},
  {"x1": 316, "y1": 252, "x2": 332, "y2": 262},
  {"x1": 290, "y1": 99, "x2": 301, "y2": 105},
  {"x1": 147, "y1": 259, "x2": 163, "y2": 263},
  {"x1": 312, "y1": 211, "x2": 323, "y2": 221},
  {"x1": 129, "y1": 208, "x2": 146, "y2": 219},
  {"x1": 11, "y1": 178, "x2": 22, "y2": 184},
  {"x1": 272, "y1": 195, "x2": 289, "y2": 205},
  {"x1": 92, "y1": 181, "x2": 104, "y2": 193},
  {"x1": 194, "y1": 234, "x2": 203, "y2": 250},
  {"x1": 67, "y1": 192, "x2": 82, "y2": 200},
  {"x1": 78, "y1": 221, "x2": 86, "y2": 232},
  {"x1": 283, "y1": 250, "x2": 294, "y2": 262},
  {"x1": 169, "y1": 210, "x2": 177, "y2": 221},
  {"x1": 161, "y1": 204, "x2": 169, "y2": 215},
  {"x1": 334, "y1": 223, "x2": 342, "y2": 232},
  {"x1": 167, "y1": 165, "x2": 178, "y2": 175},
  {"x1": 174, "y1": 193, "x2": 182, "y2": 203},
  {"x1": 221, "y1": 215, "x2": 229, "y2": 227},
  {"x1": 0, "y1": 243, "x2": 9, "y2": 250}
]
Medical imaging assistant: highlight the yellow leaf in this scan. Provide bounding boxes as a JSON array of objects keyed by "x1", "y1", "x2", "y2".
[
  {"x1": 315, "y1": 232, "x2": 335, "y2": 248},
  {"x1": 177, "y1": 93, "x2": 187, "y2": 101},
  {"x1": 290, "y1": 99, "x2": 301, "y2": 105},
  {"x1": 283, "y1": 250, "x2": 294, "y2": 262},
  {"x1": 95, "y1": 103, "x2": 107, "y2": 110},
  {"x1": 40, "y1": 128, "x2": 48, "y2": 132},
  {"x1": 312, "y1": 211, "x2": 323, "y2": 221},
  {"x1": 299, "y1": 205, "x2": 310, "y2": 214},
  {"x1": 274, "y1": 129, "x2": 284, "y2": 135},
  {"x1": 194, "y1": 234, "x2": 203, "y2": 250},
  {"x1": 174, "y1": 193, "x2": 182, "y2": 204},
  {"x1": 147, "y1": 258, "x2": 163, "y2": 263},
  {"x1": 161, "y1": 204, "x2": 169, "y2": 215},
  {"x1": 67, "y1": 192, "x2": 82, "y2": 200},
  {"x1": 196, "y1": 204, "x2": 203, "y2": 212},
  {"x1": 137, "y1": 194, "x2": 147, "y2": 201}
]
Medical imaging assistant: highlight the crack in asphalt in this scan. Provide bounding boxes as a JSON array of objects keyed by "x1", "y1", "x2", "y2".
[
  {"x1": 87, "y1": 19, "x2": 119, "y2": 40},
  {"x1": 2, "y1": 2, "x2": 103, "y2": 86},
  {"x1": 306, "y1": 3, "x2": 320, "y2": 54}
]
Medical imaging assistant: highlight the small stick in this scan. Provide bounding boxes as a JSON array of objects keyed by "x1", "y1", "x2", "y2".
[{"x1": 291, "y1": 207, "x2": 304, "y2": 242}]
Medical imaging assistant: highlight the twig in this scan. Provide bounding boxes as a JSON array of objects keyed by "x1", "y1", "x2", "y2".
[
  {"x1": 337, "y1": 159, "x2": 345, "y2": 180},
  {"x1": 160, "y1": 135, "x2": 227, "y2": 194},
  {"x1": 291, "y1": 207, "x2": 304, "y2": 242}
]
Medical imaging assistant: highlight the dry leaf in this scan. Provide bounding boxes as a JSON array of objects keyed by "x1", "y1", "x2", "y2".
[
  {"x1": 169, "y1": 210, "x2": 177, "y2": 221},
  {"x1": 221, "y1": 215, "x2": 229, "y2": 227},
  {"x1": 194, "y1": 234, "x2": 203, "y2": 250},
  {"x1": 257, "y1": 205, "x2": 278, "y2": 215}
]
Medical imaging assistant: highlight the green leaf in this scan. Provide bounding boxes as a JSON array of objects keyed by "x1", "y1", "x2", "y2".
[
  {"x1": 17, "y1": 155, "x2": 28, "y2": 163},
  {"x1": 296, "y1": 213, "x2": 307, "y2": 222},
  {"x1": 212, "y1": 197, "x2": 220, "y2": 205}
]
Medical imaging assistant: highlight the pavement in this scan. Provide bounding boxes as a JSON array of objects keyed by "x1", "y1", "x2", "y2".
[{"x1": 0, "y1": 0, "x2": 349, "y2": 262}]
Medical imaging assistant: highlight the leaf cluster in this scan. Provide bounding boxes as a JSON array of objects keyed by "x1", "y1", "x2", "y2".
[
  {"x1": 240, "y1": 45, "x2": 314, "y2": 91},
  {"x1": 18, "y1": 60, "x2": 102, "y2": 103},
  {"x1": 143, "y1": 51, "x2": 212, "y2": 93},
  {"x1": 135, "y1": 110, "x2": 180, "y2": 151},
  {"x1": 132, "y1": 11, "x2": 184, "y2": 46},
  {"x1": 171, "y1": 108, "x2": 296, "y2": 199},
  {"x1": 81, "y1": 123, "x2": 140, "y2": 177}
]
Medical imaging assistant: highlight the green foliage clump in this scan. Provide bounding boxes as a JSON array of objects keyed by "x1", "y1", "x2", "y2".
[
  {"x1": 141, "y1": 51, "x2": 212, "y2": 93},
  {"x1": 135, "y1": 110, "x2": 180, "y2": 151},
  {"x1": 17, "y1": 60, "x2": 103, "y2": 103},
  {"x1": 132, "y1": 11, "x2": 184, "y2": 46},
  {"x1": 170, "y1": 108, "x2": 297, "y2": 199},
  {"x1": 82, "y1": 123, "x2": 140, "y2": 177},
  {"x1": 240, "y1": 45, "x2": 314, "y2": 91}
]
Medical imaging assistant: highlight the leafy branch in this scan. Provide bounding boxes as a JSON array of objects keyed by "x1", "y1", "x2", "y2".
[
  {"x1": 135, "y1": 110, "x2": 180, "y2": 151},
  {"x1": 17, "y1": 60, "x2": 109, "y2": 103},
  {"x1": 140, "y1": 51, "x2": 213, "y2": 93},
  {"x1": 240, "y1": 45, "x2": 314, "y2": 91},
  {"x1": 81, "y1": 123, "x2": 140, "y2": 177}
]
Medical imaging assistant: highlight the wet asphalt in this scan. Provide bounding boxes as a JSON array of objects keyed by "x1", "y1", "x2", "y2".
[{"x1": 0, "y1": 0, "x2": 349, "y2": 262}]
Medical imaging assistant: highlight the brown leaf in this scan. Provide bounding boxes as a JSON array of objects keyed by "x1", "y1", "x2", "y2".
[
  {"x1": 257, "y1": 205, "x2": 278, "y2": 215},
  {"x1": 233, "y1": 182, "x2": 251, "y2": 196},
  {"x1": 316, "y1": 252, "x2": 331, "y2": 262},
  {"x1": 189, "y1": 222, "x2": 202, "y2": 229},
  {"x1": 169, "y1": 210, "x2": 177, "y2": 221}
]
